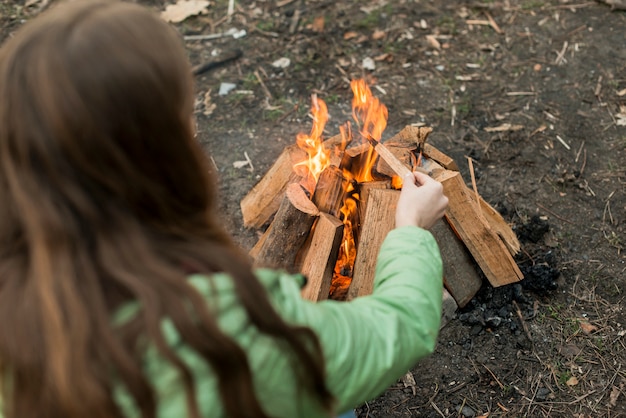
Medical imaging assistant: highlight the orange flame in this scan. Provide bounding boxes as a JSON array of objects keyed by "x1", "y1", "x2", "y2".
[
  {"x1": 293, "y1": 95, "x2": 330, "y2": 195},
  {"x1": 350, "y1": 80, "x2": 388, "y2": 182}
]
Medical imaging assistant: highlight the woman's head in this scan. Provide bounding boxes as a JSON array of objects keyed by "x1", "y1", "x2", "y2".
[{"x1": 0, "y1": 0, "x2": 210, "y2": 238}]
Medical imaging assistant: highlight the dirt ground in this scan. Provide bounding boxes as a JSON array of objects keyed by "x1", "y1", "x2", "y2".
[{"x1": 3, "y1": 0, "x2": 625, "y2": 416}]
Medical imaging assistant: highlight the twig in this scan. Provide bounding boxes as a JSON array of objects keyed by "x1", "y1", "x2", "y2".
[
  {"x1": 485, "y1": 11, "x2": 503, "y2": 34},
  {"x1": 227, "y1": 0, "x2": 235, "y2": 21},
  {"x1": 430, "y1": 402, "x2": 446, "y2": 418},
  {"x1": 507, "y1": 91, "x2": 537, "y2": 96},
  {"x1": 289, "y1": 0, "x2": 304, "y2": 34},
  {"x1": 467, "y1": 157, "x2": 483, "y2": 218},
  {"x1": 244, "y1": 151, "x2": 254, "y2": 172},
  {"x1": 579, "y1": 148, "x2": 587, "y2": 176},
  {"x1": 535, "y1": 202, "x2": 574, "y2": 224},
  {"x1": 555, "y1": 135, "x2": 571, "y2": 150},
  {"x1": 554, "y1": 41, "x2": 569, "y2": 65},
  {"x1": 575, "y1": 140, "x2": 585, "y2": 163},
  {"x1": 482, "y1": 363, "x2": 505, "y2": 389},
  {"x1": 594, "y1": 75, "x2": 603, "y2": 97},
  {"x1": 513, "y1": 300, "x2": 533, "y2": 343},
  {"x1": 254, "y1": 70, "x2": 273, "y2": 100}
]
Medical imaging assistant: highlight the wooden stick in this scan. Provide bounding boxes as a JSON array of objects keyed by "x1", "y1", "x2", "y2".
[
  {"x1": 347, "y1": 189, "x2": 400, "y2": 299},
  {"x1": 251, "y1": 183, "x2": 319, "y2": 271},
  {"x1": 430, "y1": 219, "x2": 483, "y2": 308},
  {"x1": 433, "y1": 170, "x2": 523, "y2": 287},
  {"x1": 240, "y1": 145, "x2": 305, "y2": 228},
  {"x1": 300, "y1": 213, "x2": 344, "y2": 301},
  {"x1": 312, "y1": 165, "x2": 346, "y2": 217},
  {"x1": 367, "y1": 136, "x2": 412, "y2": 178}
]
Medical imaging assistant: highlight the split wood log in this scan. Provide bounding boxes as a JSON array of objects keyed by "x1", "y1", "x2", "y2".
[
  {"x1": 431, "y1": 219, "x2": 483, "y2": 308},
  {"x1": 466, "y1": 192, "x2": 521, "y2": 256},
  {"x1": 300, "y1": 213, "x2": 344, "y2": 301},
  {"x1": 434, "y1": 170, "x2": 523, "y2": 287},
  {"x1": 385, "y1": 125, "x2": 434, "y2": 148},
  {"x1": 347, "y1": 189, "x2": 400, "y2": 300},
  {"x1": 241, "y1": 145, "x2": 305, "y2": 229},
  {"x1": 251, "y1": 183, "x2": 319, "y2": 271},
  {"x1": 367, "y1": 137, "x2": 412, "y2": 179},
  {"x1": 357, "y1": 180, "x2": 390, "y2": 228},
  {"x1": 312, "y1": 165, "x2": 346, "y2": 218},
  {"x1": 422, "y1": 143, "x2": 459, "y2": 171},
  {"x1": 375, "y1": 145, "x2": 413, "y2": 178}
]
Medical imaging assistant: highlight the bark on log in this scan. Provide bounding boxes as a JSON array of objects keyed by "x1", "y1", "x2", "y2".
[
  {"x1": 240, "y1": 145, "x2": 305, "y2": 229},
  {"x1": 300, "y1": 213, "x2": 344, "y2": 301},
  {"x1": 347, "y1": 189, "x2": 400, "y2": 299},
  {"x1": 312, "y1": 165, "x2": 346, "y2": 218},
  {"x1": 251, "y1": 183, "x2": 319, "y2": 271},
  {"x1": 434, "y1": 170, "x2": 523, "y2": 287},
  {"x1": 431, "y1": 219, "x2": 483, "y2": 308}
]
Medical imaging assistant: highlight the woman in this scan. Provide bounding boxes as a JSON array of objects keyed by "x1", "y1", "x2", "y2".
[{"x1": 0, "y1": 1, "x2": 448, "y2": 417}]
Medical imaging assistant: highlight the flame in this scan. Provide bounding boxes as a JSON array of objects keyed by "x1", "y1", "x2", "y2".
[
  {"x1": 350, "y1": 80, "x2": 388, "y2": 182},
  {"x1": 330, "y1": 195, "x2": 358, "y2": 297},
  {"x1": 329, "y1": 79, "x2": 392, "y2": 299},
  {"x1": 293, "y1": 94, "x2": 331, "y2": 195}
]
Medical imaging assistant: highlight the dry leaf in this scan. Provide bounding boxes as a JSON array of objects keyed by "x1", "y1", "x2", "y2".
[
  {"x1": 161, "y1": 0, "x2": 210, "y2": 23},
  {"x1": 426, "y1": 35, "x2": 441, "y2": 50},
  {"x1": 578, "y1": 319, "x2": 598, "y2": 334},
  {"x1": 202, "y1": 90, "x2": 215, "y2": 116},
  {"x1": 617, "y1": 88, "x2": 626, "y2": 97},
  {"x1": 343, "y1": 31, "x2": 358, "y2": 40},
  {"x1": 484, "y1": 123, "x2": 524, "y2": 132},
  {"x1": 372, "y1": 29, "x2": 386, "y2": 40},
  {"x1": 311, "y1": 16, "x2": 325, "y2": 32},
  {"x1": 374, "y1": 53, "x2": 392, "y2": 62},
  {"x1": 609, "y1": 385, "x2": 622, "y2": 407},
  {"x1": 233, "y1": 160, "x2": 250, "y2": 169},
  {"x1": 566, "y1": 376, "x2": 579, "y2": 386},
  {"x1": 401, "y1": 371, "x2": 417, "y2": 395}
]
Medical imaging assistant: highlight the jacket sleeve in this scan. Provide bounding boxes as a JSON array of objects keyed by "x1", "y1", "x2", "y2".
[{"x1": 269, "y1": 225, "x2": 443, "y2": 413}]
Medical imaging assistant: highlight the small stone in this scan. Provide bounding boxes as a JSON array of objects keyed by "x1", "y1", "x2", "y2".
[
  {"x1": 362, "y1": 57, "x2": 376, "y2": 70},
  {"x1": 535, "y1": 387, "x2": 551, "y2": 401},
  {"x1": 218, "y1": 82, "x2": 236, "y2": 96},
  {"x1": 459, "y1": 405, "x2": 475, "y2": 417}
]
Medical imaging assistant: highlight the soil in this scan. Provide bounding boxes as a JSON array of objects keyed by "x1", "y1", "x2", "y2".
[{"x1": 3, "y1": 0, "x2": 625, "y2": 416}]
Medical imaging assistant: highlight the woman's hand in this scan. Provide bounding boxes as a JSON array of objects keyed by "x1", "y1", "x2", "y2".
[{"x1": 395, "y1": 171, "x2": 448, "y2": 230}]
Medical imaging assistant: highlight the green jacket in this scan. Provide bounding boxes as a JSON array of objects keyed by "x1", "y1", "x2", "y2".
[{"x1": 1, "y1": 226, "x2": 443, "y2": 417}]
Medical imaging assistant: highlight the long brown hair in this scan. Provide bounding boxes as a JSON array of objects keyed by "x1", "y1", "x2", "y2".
[{"x1": 0, "y1": 1, "x2": 332, "y2": 417}]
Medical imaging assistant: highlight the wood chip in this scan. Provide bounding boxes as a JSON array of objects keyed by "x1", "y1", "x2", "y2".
[
  {"x1": 401, "y1": 371, "x2": 417, "y2": 395},
  {"x1": 484, "y1": 123, "x2": 524, "y2": 132},
  {"x1": 372, "y1": 29, "x2": 386, "y2": 40},
  {"x1": 426, "y1": 35, "x2": 441, "y2": 50},
  {"x1": 617, "y1": 88, "x2": 626, "y2": 97},
  {"x1": 161, "y1": 0, "x2": 210, "y2": 23}
]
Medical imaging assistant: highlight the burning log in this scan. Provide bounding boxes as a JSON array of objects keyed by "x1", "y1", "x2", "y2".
[
  {"x1": 312, "y1": 165, "x2": 346, "y2": 218},
  {"x1": 241, "y1": 145, "x2": 305, "y2": 229},
  {"x1": 347, "y1": 188, "x2": 400, "y2": 300},
  {"x1": 251, "y1": 183, "x2": 319, "y2": 270},
  {"x1": 300, "y1": 213, "x2": 344, "y2": 301},
  {"x1": 433, "y1": 170, "x2": 523, "y2": 287},
  {"x1": 431, "y1": 220, "x2": 483, "y2": 308}
]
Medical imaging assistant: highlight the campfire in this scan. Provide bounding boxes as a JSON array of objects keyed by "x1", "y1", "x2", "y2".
[{"x1": 241, "y1": 80, "x2": 523, "y2": 309}]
